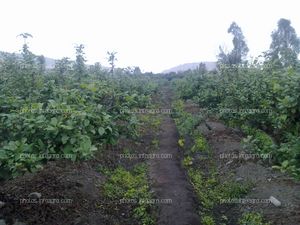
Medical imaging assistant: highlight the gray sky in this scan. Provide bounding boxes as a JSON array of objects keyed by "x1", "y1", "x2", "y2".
[{"x1": 1, "y1": 0, "x2": 300, "y2": 72}]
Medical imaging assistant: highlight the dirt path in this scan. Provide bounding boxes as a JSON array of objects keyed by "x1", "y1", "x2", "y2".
[{"x1": 149, "y1": 88, "x2": 201, "y2": 225}]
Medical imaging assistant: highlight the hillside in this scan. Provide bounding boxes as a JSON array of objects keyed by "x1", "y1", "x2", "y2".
[{"x1": 162, "y1": 61, "x2": 217, "y2": 73}]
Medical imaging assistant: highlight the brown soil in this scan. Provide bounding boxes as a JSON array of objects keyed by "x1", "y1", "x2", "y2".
[
  {"x1": 183, "y1": 100, "x2": 300, "y2": 225},
  {"x1": 149, "y1": 88, "x2": 201, "y2": 225},
  {"x1": 0, "y1": 160, "x2": 109, "y2": 225},
  {"x1": 0, "y1": 132, "x2": 157, "y2": 225},
  {"x1": 203, "y1": 120, "x2": 300, "y2": 225}
]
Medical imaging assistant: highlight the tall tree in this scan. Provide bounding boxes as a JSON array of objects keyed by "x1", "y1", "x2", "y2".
[
  {"x1": 266, "y1": 18, "x2": 300, "y2": 68},
  {"x1": 90, "y1": 62, "x2": 104, "y2": 79},
  {"x1": 107, "y1": 51, "x2": 117, "y2": 75},
  {"x1": 17, "y1": 33, "x2": 33, "y2": 45},
  {"x1": 37, "y1": 55, "x2": 46, "y2": 74},
  {"x1": 55, "y1": 57, "x2": 71, "y2": 84},
  {"x1": 17, "y1": 33, "x2": 37, "y2": 96},
  {"x1": 197, "y1": 62, "x2": 207, "y2": 74},
  {"x1": 133, "y1": 66, "x2": 142, "y2": 75},
  {"x1": 18, "y1": 33, "x2": 35, "y2": 66},
  {"x1": 74, "y1": 44, "x2": 87, "y2": 82},
  {"x1": 218, "y1": 22, "x2": 249, "y2": 66}
]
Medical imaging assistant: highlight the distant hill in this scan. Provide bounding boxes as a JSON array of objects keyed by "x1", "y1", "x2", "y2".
[
  {"x1": 0, "y1": 51, "x2": 56, "y2": 69},
  {"x1": 162, "y1": 62, "x2": 217, "y2": 74},
  {"x1": 43, "y1": 57, "x2": 56, "y2": 69}
]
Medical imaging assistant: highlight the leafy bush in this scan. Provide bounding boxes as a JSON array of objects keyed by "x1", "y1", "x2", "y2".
[
  {"x1": 172, "y1": 66, "x2": 300, "y2": 178},
  {"x1": 0, "y1": 73, "x2": 158, "y2": 179}
]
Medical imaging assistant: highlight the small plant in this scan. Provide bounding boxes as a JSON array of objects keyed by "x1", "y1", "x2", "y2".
[
  {"x1": 151, "y1": 139, "x2": 159, "y2": 149},
  {"x1": 238, "y1": 212, "x2": 270, "y2": 225},
  {"x1": 202, "y1": 215, "x2": 215, "y2": 225},
  {"x1": 241, "y1": 126, "x2": 275, "y2": 155},
  {"x1": 102, "y1": 164, "x2": 154, "y2": 225},
  {"x1": 178, "y1": 138, "x2": 185, "y2": 148},
  {"x1": 187, "y1": 168, "x2": 251, "y2": 210},
  {"x1": 183, "y1": 156, "x2": 193, "y2": 167},
  {"x1": 191, "y1": 135, "x2": 208, "y2": 152}
]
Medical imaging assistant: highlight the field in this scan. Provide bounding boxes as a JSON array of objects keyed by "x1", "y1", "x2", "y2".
[{"x1": 1, "y1": 19, "x2": 300, "y2": 225}]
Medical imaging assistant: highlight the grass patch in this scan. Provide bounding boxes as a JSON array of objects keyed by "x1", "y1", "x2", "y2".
[
  {"x1": 102, "y1": 164, "x2": 155, "y2": 225},
  {"x1": 187, "y1": 168, "x2": 251, "y2": 211},
  {"x1": 238, "y1": 212, "x2": 271, "y2": 225}
]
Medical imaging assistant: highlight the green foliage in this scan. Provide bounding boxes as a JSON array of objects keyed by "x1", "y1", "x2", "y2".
[
  {"x1": 0, "y1": 79, "x2": 154, "y2": 179},
  {"x1": 218, "y1": 21, "x2": 249, "y2": 66},
  {"x1": 103, "y1": 165, "x2": 154, "y2": 225},
  {"x1": 238, "y1": 212, "x2": 270, "y2": 225},
  {"x1": 191, "y1": 135, "x2": 208, "y2": 153},
  {"x1": 0, "y1": 138, "x2": 42, "y2": 179},
  {"x1": 188, "y1": 168, "x2": 250, "y2": 210},
  {"x1": 54, "y1": 57, "x2": 72, "y2": 84},
  {"x1": 74, "y1": 44, "x2": 87, "y2": 82},
  {"x1": 0, "y1": 42, "x2": 159, "y2": 179},
  {"x1": 173, "y1": 64, "x2": 300, "y2": 178},
  {"x1": 241, "y1": 126, "x2": 275, "y2": 155},
  {"x1": 107, "y1": 51, "x2": 117, "y2": 75},
  {"x1": 202, "y1": 215, "x2": 215, "y2": 225},
  {"x1": 266, "y1": 18, "x2": 300, "y2": 68},
  {"x1": 272, "y1": 134, "x2": 300, "y2": 178},
  {"x1": 172, "y1": 100, "x2": 203, "y2": 136},
  {"x1": 183, "y1": 156, "x2": 193, "y2": 167}
]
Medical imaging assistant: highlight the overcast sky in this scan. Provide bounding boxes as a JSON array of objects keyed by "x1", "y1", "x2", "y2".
[{"x1": 1, "y1": 0, "x2": 300, "y2": 72}]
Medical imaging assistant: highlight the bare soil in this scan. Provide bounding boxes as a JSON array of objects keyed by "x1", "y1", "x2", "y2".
[
  {"x1": 184, "y1": 100, "x2": 300, "y2": 225},
  {"x1": 149, "y1": 88, "x2": 201, "y2": 225}
]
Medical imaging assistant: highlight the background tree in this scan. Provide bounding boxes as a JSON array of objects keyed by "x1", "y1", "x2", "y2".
[
  {"x1": 17, "y1": 33, "x2": 33, "y2": 45},
  {"x1": 74, "y1": 44, "x2": 87, "y2": 82},
  {"x1": 265, "y1": 18, "x2": 300, "y2": 68},
  {"x1": 218, "y1": 22, "x2": 249, "y2": 66},
  {"x1": 17, "y1": 33, "x2": 38, "y2": 97},
  {"x1": 0, "y1": 52, "x2": 20, "y2": 94},
  {"x1": 18, "y1": 33, "x2": 35, "y2": 66},
  {"x1": 197, "y1": 62, "x2": 207, "y2": 74},
  {"x1": 37, "y1": 55, "x2": 46, "y2": 74},
  {"x1": 89, "y1": 62, "x2": 104, "y2": 79},
  {"x1": 107, "y1": 51, "x2": 117, "y2": 75},
  {"x1": 54, "y1": 57, "x2": 71, "y2": 84},
  {"x1": 133, "y1": 66, "x2": 142, "y2": 75}
]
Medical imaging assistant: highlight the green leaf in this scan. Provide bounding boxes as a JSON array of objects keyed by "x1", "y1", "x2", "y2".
[
  {"x1": 84, "y1": 119, "x2": 90, "y2": 127},
  {"x1": 70, "y1": 138, "x2": 76, "y2": 144},
  {"x1": 106, "y1": 126, "x2": 113, "y2": 132},
  {"x1": 63, "y1": 145, "x2": 76, "y2": 161},
  {"x1": 45, "y1": 126, "x2": 56, "y2": 131},
  {"x1": 50, "y1": 117, "x2": 58, "y2": 126},
  {"x1": 37, "y1": 139, "x2": 45, "y2": 150},
  {"x1": 60, "y1": 125, "x2": 73, "y2": 130},
  {"x1": 61, "y1": 135, "x2": 69, "y2": 144},
  {"x1": 282, "y1": 160, "x2": 289, "y2": 168},
  {"x1": 0, "y1": 150, "x2": 8, "y2": 160},
  {"x1": 98, "y1": 127, "x2": 105, "y2": 135}
]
